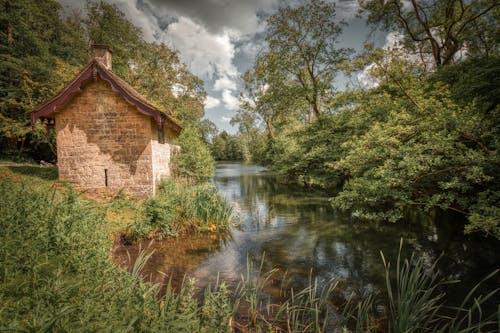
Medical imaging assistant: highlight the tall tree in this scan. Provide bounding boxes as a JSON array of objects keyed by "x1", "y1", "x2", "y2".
[
  {"x1": 359, "y1": 0, "x2": 500, "y2": 68},
  {"x1": 0, "y1": 0, "x2": 87, "y2": 159},
  {"x1": 260, "y1": 0, "x2": 351, "y2": 120},
  {"x1": 125, "y1": 42, "x2": 206, "y2": 127},
  {"x1": 85, "y1": 0, "x2": 143, "y2": 76}
]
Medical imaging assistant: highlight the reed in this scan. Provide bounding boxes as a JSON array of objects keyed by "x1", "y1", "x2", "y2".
[
  {"x1": 343, "y1": 238, "x2": 499, "y2": 333},
  {"x1": 127, "y1": 178, "x2": 233, "y2": 239},
  {"x1": 231, "y1": 255, "x2": 338, "y2": 332}
]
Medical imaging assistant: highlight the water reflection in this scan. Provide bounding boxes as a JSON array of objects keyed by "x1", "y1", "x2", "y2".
[{"x1": 114, "y1": 162, "x2": 500, "y2": 307}]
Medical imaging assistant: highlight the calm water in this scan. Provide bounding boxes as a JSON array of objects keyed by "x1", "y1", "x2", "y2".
[{"x1": 114, "y1": 162, "x2": 499, "y2": 306}]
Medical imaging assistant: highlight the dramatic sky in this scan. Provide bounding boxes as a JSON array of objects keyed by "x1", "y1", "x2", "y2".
[{"x1": 58, "y1": 0, "x2": 387, "y2": 133}]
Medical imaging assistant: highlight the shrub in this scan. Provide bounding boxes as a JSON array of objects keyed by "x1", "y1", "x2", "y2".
[
  {"x1": 172, "y1": 127, "x2": 215, "y2": 183},
  {"x1": 128, "y1": 178, "x2": 233, "y2": 239}
]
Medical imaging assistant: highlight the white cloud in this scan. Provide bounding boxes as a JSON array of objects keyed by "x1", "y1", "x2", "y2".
[
  {"x1": 357, "y1": 31, "x2": 404, "y2": 88},
  {"x1": 146, "y1": 0, "x2": 277, "y2": 35},
  {"x1": 222, "y1": 90, "x2": 240, "y2": 111},
  {"x1": 204, "y1": 95, "x2": 221, "y2": 109},
  {"x1": 221, "y1": 116, "x2": 232, "y2": 122},
  {"x1": 383, "y1": 31, "x2": 404, "y2": 50},
  {"x1": 160, "y1": 16, "x2": 238, "y2": 81},
  {"x1": 214, "y1": 76, "x2": 237, "y2": 91},
  {"x1": 171, "y1": 83, "x2": 186, "y2": 97},
  {"x1": 357, "y1": 63, "x2": 379, "y2": 89}
]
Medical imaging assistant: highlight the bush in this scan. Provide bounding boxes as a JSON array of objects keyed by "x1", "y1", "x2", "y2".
[
  {"x1": 172, "y1": 127, "x2": 215, "y2": 183},
  {"x1": 128, "y1": 178, "x2": 233, "y2": 239}
]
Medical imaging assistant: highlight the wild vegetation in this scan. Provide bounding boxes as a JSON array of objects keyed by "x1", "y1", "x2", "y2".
[
  {"x1": 233, "y1": 0, "x2": 500, "y2": 239},
  {"x1": 1, "y1": 0, "x2": 499, "y2": 331},
  {"x1": 127, "y1": 178, "x2": 232, "y2": 240},
  {"x1": 1, "y1": 168, "x2": 497, "y2": 332}
]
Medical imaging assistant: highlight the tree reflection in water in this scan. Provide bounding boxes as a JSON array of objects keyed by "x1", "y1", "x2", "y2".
[{"x1": 115, "y1": 162, "x2": 500, "y2": 309}]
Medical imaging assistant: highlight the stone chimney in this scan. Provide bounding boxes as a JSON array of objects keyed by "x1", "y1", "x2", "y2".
[{"x1": 92, "y1": 44, "x2": 112, "y2": 70}]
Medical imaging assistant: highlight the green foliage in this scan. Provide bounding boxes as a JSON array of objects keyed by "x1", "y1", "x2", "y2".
[
  {"x1": 128, "y1": 178, "x2": 232, "y2": 239},
  {"x1": 0, "y1": 0, "x2": 86, "y2": 161},
  {"x1": 329, "y1": 57, "x2": 500, "y2": 236},
  {"x1": 0, "y1": 177, "x2": 161, "y2": 331},
  {"x1": 237, "y1": 0, "x2": 352, "y2": 157},
  {"x1": 236, "y1": 0, "x2": 500, "y2": 239},
  {"x1": 262, "y1": 0, "x2": 351, "y2": 118},
  {"x1": 125, "y1": 42, "x2": 206, "y2": 127},
  {"x1": 201, "y1": 281, "x2": 232, "y2": 332},
  {"x1": 229, "y1": 110, "x2": 268, "y2": 163},
  {"x1": 211, "y1": 131, "x2": 245, "y2": 161},
  {"x1": 173, "y1": 127, "x2": 215, "y2": 182},
  {"x1": 1, "y1": 176, "x2": 497, "y2": 331},
  {"x1": 86, "y1": 0, "x2": 143, "y2": 77}
]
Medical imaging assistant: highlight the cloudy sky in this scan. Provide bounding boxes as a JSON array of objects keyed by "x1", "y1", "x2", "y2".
[{"x1": 59, "y1": 0, "x2": 387, "y2": 133}]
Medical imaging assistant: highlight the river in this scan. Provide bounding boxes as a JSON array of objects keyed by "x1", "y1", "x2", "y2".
[{"x1": 114, "y1": 162, "x2": 499, "y2": 308}]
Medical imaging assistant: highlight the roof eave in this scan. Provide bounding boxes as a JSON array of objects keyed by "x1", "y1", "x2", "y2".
[{"x1": 31, "y1": 61, "x2": 182, "y2": 133}]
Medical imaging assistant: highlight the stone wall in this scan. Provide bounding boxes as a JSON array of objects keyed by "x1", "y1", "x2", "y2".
[
  {"x1": 55, "y1": 79, "x2": 155, "y2": 196},
  {"x1": 151, "y1": 121, "x2": 172, "y2": 193}
]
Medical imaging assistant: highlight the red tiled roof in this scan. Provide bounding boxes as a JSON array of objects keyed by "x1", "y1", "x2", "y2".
[{"x1": 31, "y1": 60, "x2": 181, "y2": 133}]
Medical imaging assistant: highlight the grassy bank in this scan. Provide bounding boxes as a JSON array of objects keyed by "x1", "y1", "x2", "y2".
[
  {"x1": 0, "y1": 165, "x2": 498, "y2": 332},
  {"x1": 0, "y1": 175, "x2": 159, "y2": 331},
  {"x1": 126, "y1": 178, "x2": 233, "y2": 240},
  {"x1": 0, "y1": 173, "x2": 333, "y2": 331}
]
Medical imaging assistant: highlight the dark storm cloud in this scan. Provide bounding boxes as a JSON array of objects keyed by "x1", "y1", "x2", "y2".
[{"x1": 142, "y1": 0, "x2": 279, "y2": 34}]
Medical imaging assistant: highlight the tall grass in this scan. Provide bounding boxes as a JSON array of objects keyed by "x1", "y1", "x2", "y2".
[
  {"x1": 0, "y1": 178, "x2": 160, "y2": 331},
  {"x1": 232, "y1": 255, "x2": 338, "y2": 332},
  {"x1": 0, "y1": 177, "x2": 233, "y2": 332},
  {"x1": 128, "y1": 178, "x2": 233, "y2": 239},
  {"x1": 343, "y1": 239, "x2": 499, "y2": 332}
]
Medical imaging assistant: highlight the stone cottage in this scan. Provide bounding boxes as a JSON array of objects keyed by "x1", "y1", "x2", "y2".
[{"x1": 31, "y1": 45, "x2": 181, "y2": 196}]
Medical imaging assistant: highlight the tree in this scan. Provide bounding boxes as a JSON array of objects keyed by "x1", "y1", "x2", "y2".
[
  {"x1": 125, "y1": 42, "x2": 206, "y2": 128},
  {"x1": 238, "y1": 0, "x2": 352, "y2": 168},
  {"x1": 331, "y1": 55, "x2": 500, "y2": 237},
  {"x1": 260, "y1": 0, "x2": 351, "y2": 120},
  {"x1": 230, "y1": 109, "x2": 267, "y2": 162},
  {"x1": 85, "y1": 1, "x2": 143, "y2": 77},
  {"x1": 359, "y1": 0, "x2": 500, "y2": 68},
  {"x1": 199, "y1": 119, "x2": 218, "y2": 145},
  {"x1": 0, "y1": 0, "x2": 87, "y2": 160},
  {"x1": 172, "y1": 127, "x2": 215, "y2": 183}
]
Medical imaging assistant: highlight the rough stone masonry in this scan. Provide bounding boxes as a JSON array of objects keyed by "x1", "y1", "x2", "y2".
[{"x1": 32, "y1": 45, "x2": 180, "y2": 197}]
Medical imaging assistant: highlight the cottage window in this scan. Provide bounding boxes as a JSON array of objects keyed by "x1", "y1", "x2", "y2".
[{"x1": 158, "y1": 127, "x2": 164, "y2": 144}]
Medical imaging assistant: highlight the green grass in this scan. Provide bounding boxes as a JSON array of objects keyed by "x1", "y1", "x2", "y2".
[
  {"x1": 127, "y1": 178, "x2": 233, "y2": 240},
  {"x1": 0, "y1": 177, "x2": 159, "y2": 331},
  {"x1": 0, "y1": 175, "x2": 235, "y2": 332}
]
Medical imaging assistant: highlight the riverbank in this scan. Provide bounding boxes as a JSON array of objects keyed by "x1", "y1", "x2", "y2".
[
  {"x1": 0, "y1": 167, "x2": 339, "y2": 331},
  {"x1": 1, "y1": 163, "x2": 498, "y2": 332}
]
